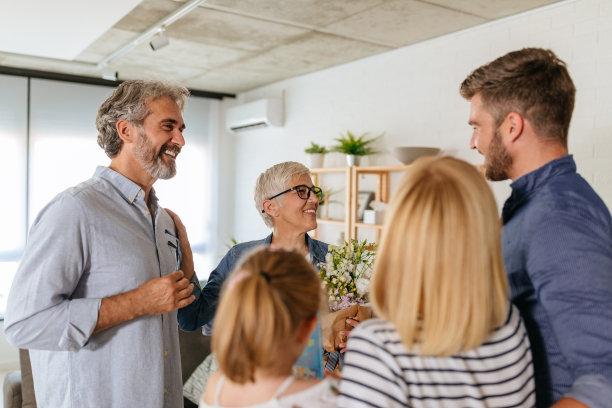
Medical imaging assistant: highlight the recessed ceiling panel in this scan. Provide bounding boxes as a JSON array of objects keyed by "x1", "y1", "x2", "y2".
[
  {"x1": 204, "y1": 0, "x2": 386, "y2": 27},
  {"x1": 426, "y1": 0, "x2": 564, "y2": 19},
  {"x1": 0, "y1": 0, "x2": 142, "y2": 60},
  {"x1": 326, "y1": 0, "x2": 485, "y2": 47}
]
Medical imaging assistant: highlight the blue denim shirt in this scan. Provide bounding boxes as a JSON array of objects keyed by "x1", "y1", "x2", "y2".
[
  {"x1": 502, "y1": 155, "x2": 612, "y2": 407},
  {"x1": 178, "y1": 233, "x2": 329, "y2": 334}
]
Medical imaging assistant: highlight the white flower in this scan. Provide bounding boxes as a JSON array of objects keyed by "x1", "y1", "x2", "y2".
[
  {"x1": 356, "y1": 277, "x2": 370, "y2": 296},
  {"x1": 319, "y1": 239, "x2": 376, "y2": 309}
]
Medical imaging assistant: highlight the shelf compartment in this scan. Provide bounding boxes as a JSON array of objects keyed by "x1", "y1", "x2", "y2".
[
  {"x1": 354, "y1": 222, "x2": 384, "y2": 230},
  {"x1": 317, "y1": 218, "x2": 345, "y2": 226}
]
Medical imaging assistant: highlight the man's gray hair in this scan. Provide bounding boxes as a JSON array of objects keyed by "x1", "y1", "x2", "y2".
[
  {"x1": 96, "y1": 80, "x2": 190, "y2": 158},
  {"x1": 254, "y1": 161, "x2": 311, "y2": 228}
]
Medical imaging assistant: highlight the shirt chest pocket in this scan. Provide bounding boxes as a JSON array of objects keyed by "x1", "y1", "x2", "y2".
[{"x1": 162, "y1": 229, "x2": 181, "y2": 276}]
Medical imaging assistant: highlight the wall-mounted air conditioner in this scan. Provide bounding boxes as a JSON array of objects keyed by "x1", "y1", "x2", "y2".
[{"x1": 226, "y1": 98, "x2": 283, "y2": 132}]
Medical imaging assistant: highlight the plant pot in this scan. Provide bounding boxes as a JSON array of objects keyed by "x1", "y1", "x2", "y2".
[
  {"x1": 308, "y1": 153, "x2": 325, "y2": 168},
  {"x1": 346, "y1": 154, "x2": 361, "y2": 167}
]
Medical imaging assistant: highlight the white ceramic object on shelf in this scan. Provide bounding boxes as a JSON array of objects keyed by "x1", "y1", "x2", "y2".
[
  {"x1": 392, "y1": 147, "x2": 440, "y2": 164},
  {"x1": 308, "y1": 153, "x2": 325, "y2": 168},
  {"x1": 346, "y1": 154, "x2": 361, "y2": 166}
]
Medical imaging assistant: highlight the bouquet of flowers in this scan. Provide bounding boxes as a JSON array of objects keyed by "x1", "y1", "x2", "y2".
[
  {"x1": 319, "y1": 238, "x2": 377, "y2": 311},
  {"x1": 318, "y1": 239, "x2": 376, "y2": 367}
]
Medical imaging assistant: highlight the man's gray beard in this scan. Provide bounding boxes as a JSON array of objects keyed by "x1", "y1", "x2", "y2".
[
  {"x1": 134, "y1": 130, "x2": 177, "y2": 180},
  {"x1": 143, "y1": 156, "x2": 176, "y2": 180}
]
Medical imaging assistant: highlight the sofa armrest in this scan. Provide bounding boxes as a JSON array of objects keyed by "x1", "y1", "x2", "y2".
[
  {"x1": 179, "y1": 329, "x2": 211, "y2": 382},
  {"x1": 3, "y1": 370, "x2": 23, "y2": 408}
]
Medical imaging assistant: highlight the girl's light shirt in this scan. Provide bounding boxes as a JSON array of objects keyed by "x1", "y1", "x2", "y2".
[{"x1": 199, "y1": 377, "x2": 338, "y2": 408}]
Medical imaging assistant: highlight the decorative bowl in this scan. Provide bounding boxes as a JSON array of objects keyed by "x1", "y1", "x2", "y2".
[{"x1": 392, "y1": 146, "x2": 441, "y2": 164}]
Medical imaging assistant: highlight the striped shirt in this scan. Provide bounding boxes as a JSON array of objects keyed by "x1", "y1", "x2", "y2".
[{"x1": 338, "y1": 304, "x2": 535, "y2": 407}]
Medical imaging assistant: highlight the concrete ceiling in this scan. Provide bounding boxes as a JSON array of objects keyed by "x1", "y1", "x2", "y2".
[{"x1": 0, "y1": 0, "x2": 564, "y2": 95}]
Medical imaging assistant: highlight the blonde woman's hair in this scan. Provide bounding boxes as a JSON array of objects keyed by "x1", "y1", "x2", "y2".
[
  {"x1": 254, "y1": 161, "x2": 311, "y2": 228},
  {"x1": 212, "y1": 248, "x2": 322, "y2": 383},
  {"x1": 371, "y1": 156, "x2": 508, "y2": 356}
]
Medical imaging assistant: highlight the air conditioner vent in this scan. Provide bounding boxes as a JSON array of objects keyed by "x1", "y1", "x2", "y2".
[{"x1": 226, "y1": 98, "x2": 283, "y2": 132}]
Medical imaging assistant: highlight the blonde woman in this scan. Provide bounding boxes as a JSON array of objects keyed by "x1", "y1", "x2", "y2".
[
  {"x1": 338, "y1": 157, "x2": 535, "y2": 407},
  {"x1": 199, "y1": 248, "x2": 338, "y2": 408}
]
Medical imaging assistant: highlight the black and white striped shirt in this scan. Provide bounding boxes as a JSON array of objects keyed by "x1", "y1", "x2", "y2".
[{"x1": 338, "y1": 303, "x2": 535, "y2": 407}]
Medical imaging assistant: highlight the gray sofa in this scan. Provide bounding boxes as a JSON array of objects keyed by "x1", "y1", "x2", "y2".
[{"x1": 3, "y1": 330, "x2": 211, "y2": 408}]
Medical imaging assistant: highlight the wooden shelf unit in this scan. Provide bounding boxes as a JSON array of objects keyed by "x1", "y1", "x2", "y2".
[
  {"x1": 310, "y1": 166, "x2": 351, "y2": 241},
  {"x1": 311, "y1": 164, "x2": 411, "y2": 242}
]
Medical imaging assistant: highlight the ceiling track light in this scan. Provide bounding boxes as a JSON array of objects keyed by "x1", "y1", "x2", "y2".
[
  {"x1": 149, "y1": 29, "x2": 170, "y2": 51},
  {"x1": 97, "y1": 0, "x2": 206, "y2": 69}
]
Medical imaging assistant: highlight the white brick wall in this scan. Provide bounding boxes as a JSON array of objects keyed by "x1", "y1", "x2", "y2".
[{"x1": 218, "y1": 0, "x2": 612, "y2": 244}]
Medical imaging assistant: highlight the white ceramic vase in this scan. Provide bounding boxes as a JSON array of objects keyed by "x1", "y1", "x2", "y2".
[
  {"x1": 346, "y1": 154, "x2": 361, "y2": 166},
  {"x1": 308, "y1": 153, "x2": 325, "y2": 168}
]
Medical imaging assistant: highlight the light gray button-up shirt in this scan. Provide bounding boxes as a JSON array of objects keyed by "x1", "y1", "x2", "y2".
[{"x1": 5, "y1": 166, "x2": 183, "y2": 408}]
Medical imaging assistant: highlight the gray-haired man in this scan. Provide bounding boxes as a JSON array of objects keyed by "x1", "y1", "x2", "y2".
[{"x1": 5, "y1": 80, "x2": 196, "y2": 408}]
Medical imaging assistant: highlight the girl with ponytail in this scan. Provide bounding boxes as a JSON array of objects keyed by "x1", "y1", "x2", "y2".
[{"x1": 199, "y1": 247, "x2": 338, "y2": 408}]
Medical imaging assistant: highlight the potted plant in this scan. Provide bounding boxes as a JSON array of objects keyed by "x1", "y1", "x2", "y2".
[
  {"x1": 332, "y1": 130, "x2": 383, "y2": 166},
  {"x1": 304, "y1": 142, "x2": 329, "y2": 168}
]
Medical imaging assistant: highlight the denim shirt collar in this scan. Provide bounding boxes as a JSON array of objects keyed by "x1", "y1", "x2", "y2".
[
  {"x1": 262, "y1": 233, "x2": 329, "y2": 268},
  {"x1": 94, "y1": 165, "x2": 159, "y2": 208},
  {"x1": 502, "y1": 155, "x2": 576, "y2": 223}
]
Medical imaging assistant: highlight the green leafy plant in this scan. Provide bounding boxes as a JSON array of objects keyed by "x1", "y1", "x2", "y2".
[
  {"x1": 304, "y1": 142, "x2": 329, "y2": 154},
  {"x1": 225, "y1": 236, "x2": 238, "y2": 250},
  {"x1": 332, "y1": 130, "x2": 383, "y2": 156}
]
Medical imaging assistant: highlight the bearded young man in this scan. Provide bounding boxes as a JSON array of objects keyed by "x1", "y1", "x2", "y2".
[
  {"x1": 461, "y1": 48, "x2": 612, "y2": 407},
  {"x1": 5, "y1": 80, "x2": 197, "y2": 408}
]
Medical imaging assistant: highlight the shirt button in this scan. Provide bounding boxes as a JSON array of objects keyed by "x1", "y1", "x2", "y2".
[
  {"x1": 129, "y1": 196, "x2": 133, "y2": 201},
  {"x1": 145, "y1": 210, "x2": 150, "y2": 215},
  {"x1": 164, "y1": 388, "x2": 168, "y2": 394},
  {"x1": 138, "y1": 191, "x2": 142, "y2": 196},
  {"x1": 164, "y1": 350, "x2": 168, "y2": 356}
]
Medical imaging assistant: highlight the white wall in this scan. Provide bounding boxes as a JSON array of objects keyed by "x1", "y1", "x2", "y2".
[{"x1": 217, "y1": 0, "x2": 612, "y2": 245}]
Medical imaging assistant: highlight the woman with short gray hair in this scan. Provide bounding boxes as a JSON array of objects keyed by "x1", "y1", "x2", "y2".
[{"x1": 173, "y1": 161, "x2": 329, "y2": 334}]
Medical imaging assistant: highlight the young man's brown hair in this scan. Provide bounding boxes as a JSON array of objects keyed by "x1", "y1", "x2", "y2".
[{"x1": 460, "y1": 48, "x2": 575, "y2": 147}]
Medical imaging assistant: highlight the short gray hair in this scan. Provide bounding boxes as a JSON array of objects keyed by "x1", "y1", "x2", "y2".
[
  {"x1": 96, "y1": 80, "x2": 190, "y2": 158},
  {"x1": 255, "y1": 161, "x2": 311, "y2": 228}
]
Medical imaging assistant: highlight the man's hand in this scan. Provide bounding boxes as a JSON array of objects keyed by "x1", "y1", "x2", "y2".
[
  {"x1": 134, "y1": 270, "x2": 195, "y2": 315},
  {"x1": 94, "y1": 271, "x2": 195, "y2": 334}
]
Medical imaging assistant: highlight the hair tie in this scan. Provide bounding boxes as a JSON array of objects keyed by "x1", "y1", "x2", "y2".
[
  {"x1": 227, "y1": 270, "x2": 249, "y2": 290},
  {"x1": 260, "y1": 271, "x2": 271, "y2": 282}
]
